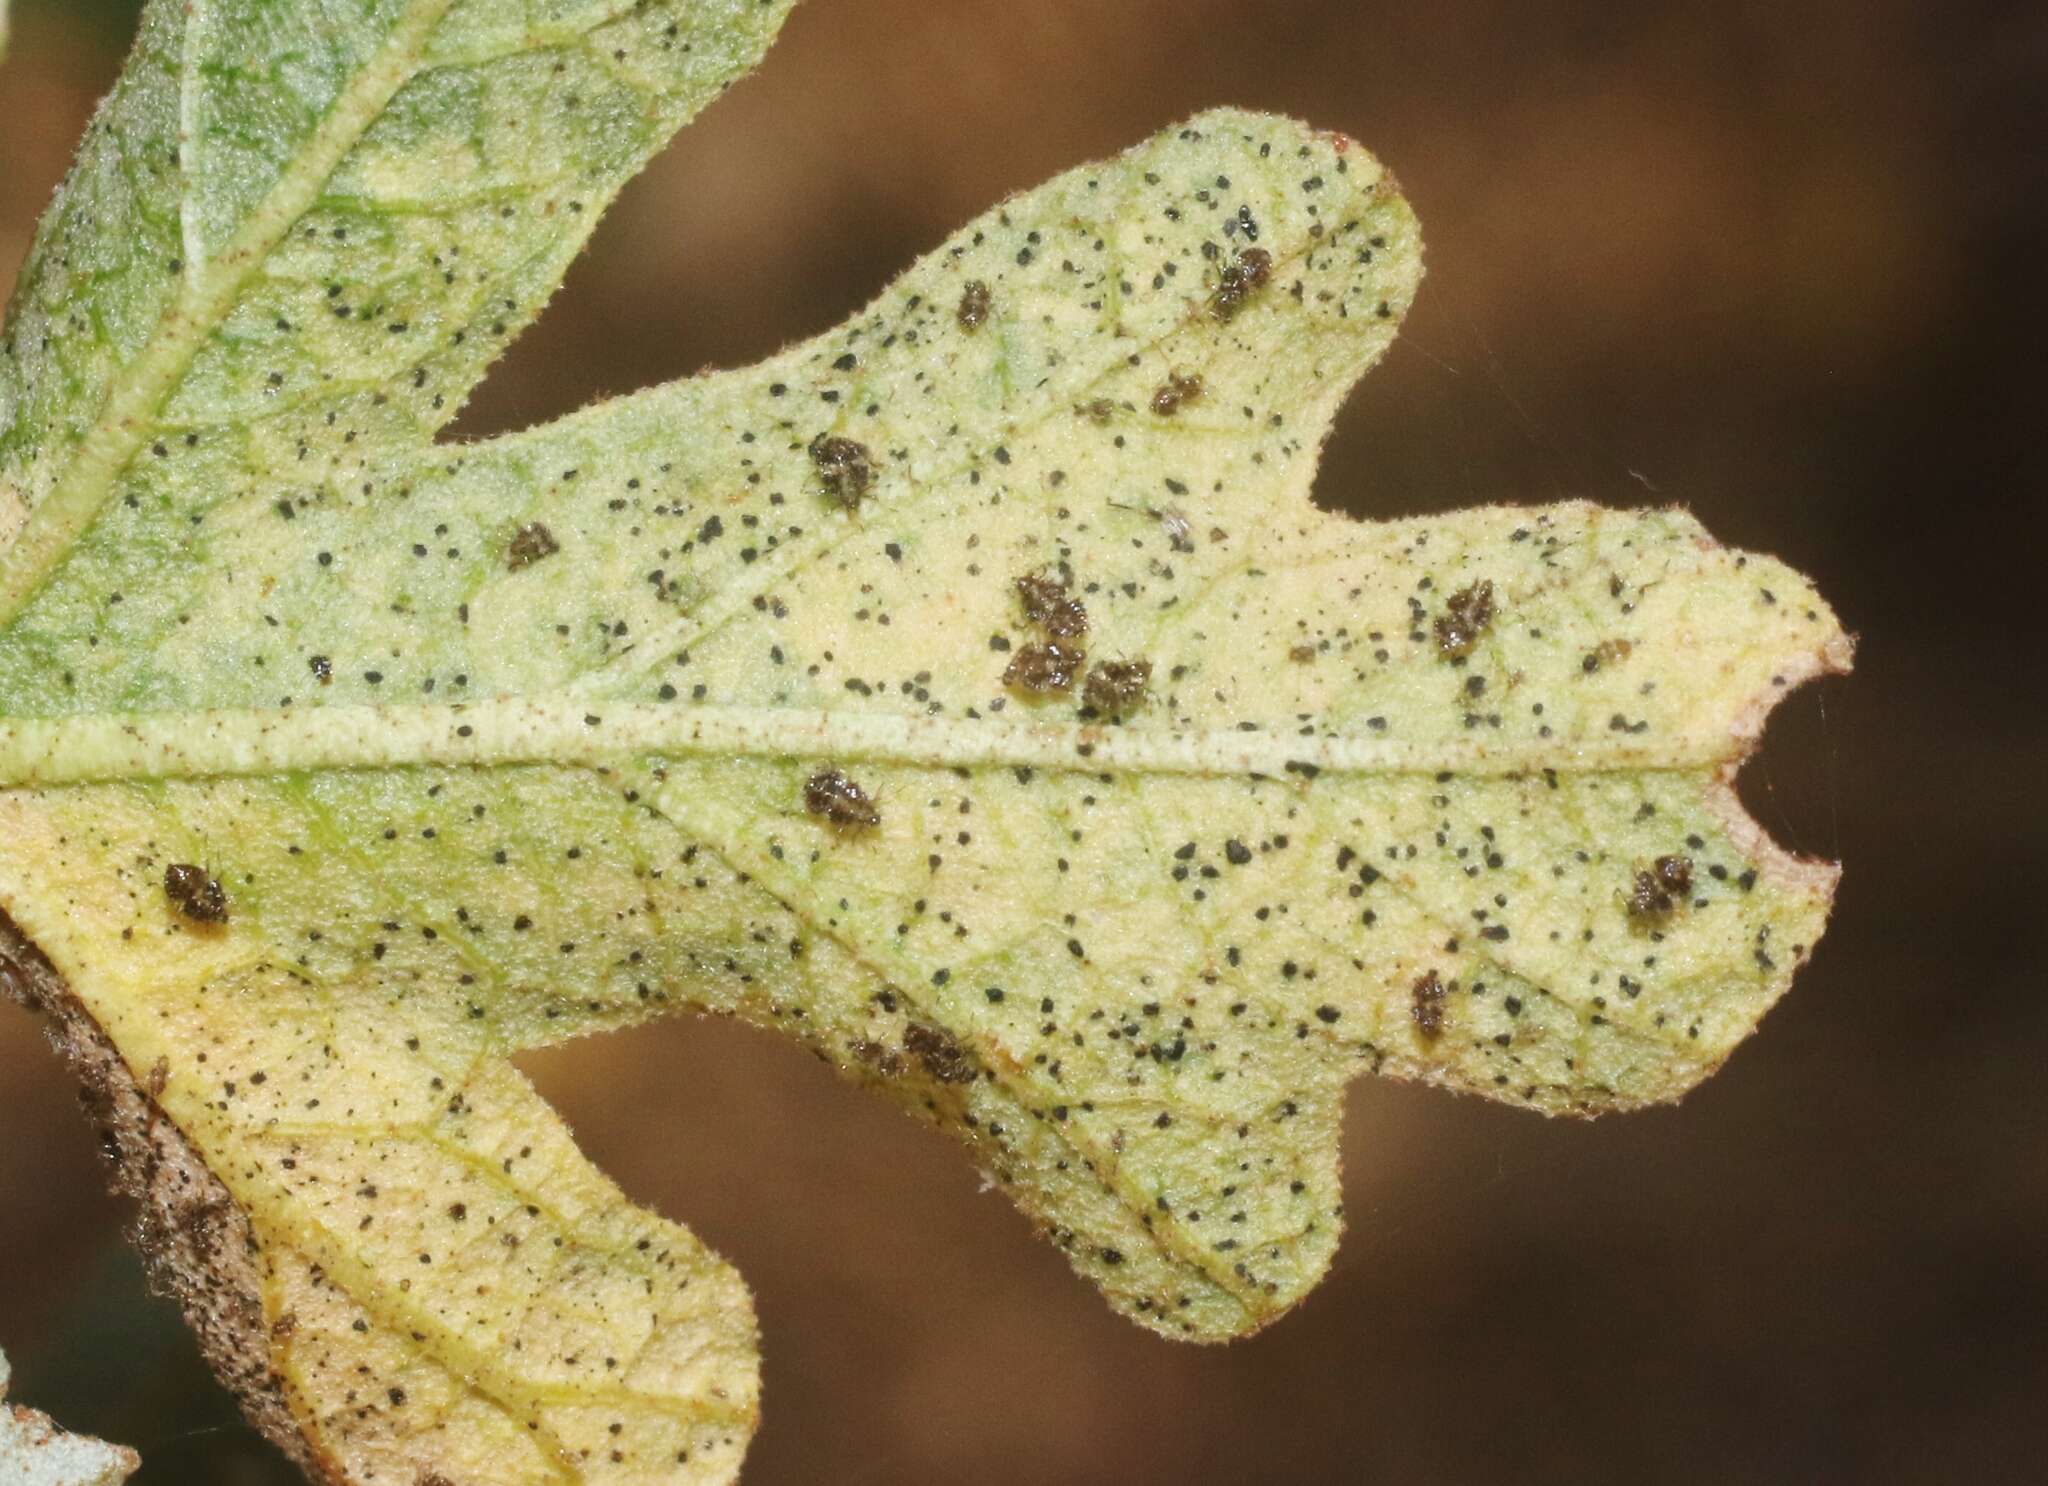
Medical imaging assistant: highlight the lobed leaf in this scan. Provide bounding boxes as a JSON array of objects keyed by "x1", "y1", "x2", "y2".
[{"x1": 0, "y1": 2, "x2": 1849, "y2": 1481}]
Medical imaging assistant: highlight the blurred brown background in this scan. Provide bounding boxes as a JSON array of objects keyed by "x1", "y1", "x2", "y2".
[{"x1": 2, "y1": 1, "x2": 2041, "y2": 1482}]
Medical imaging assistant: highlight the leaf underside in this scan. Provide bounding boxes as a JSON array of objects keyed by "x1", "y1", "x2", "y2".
[{"x1": 0, "y1": 2, "x2": 1850, "y2": 1482}]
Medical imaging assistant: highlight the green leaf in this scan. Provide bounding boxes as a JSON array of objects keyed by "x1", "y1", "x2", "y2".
[{"x1": 0, "y1": 1, "x2": 1850, "y2": 1481}]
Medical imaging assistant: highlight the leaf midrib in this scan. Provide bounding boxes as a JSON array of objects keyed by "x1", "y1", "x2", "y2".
[{"x1": 0, "y1": 695, "x2": 1742, "y2": 788}]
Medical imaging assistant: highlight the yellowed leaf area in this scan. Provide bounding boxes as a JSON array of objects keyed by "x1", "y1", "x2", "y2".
[{"x1": 0, "y1": 2, "x2": 1847, "y2": 1481}]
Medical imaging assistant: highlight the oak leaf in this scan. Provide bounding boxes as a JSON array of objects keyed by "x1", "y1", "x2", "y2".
[{"x1": 0, "y1": 1, "x2": 1849, "y2": 1481}]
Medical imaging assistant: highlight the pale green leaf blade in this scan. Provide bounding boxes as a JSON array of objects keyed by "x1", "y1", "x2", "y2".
[
  {"x1": 0, "y1": 8, "x2": 1850, "y2": 1480},
  {"x1": 0, "y1": 0, "x2": 797, "y2": 631}
]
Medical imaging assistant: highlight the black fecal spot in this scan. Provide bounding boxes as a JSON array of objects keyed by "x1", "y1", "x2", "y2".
[
  {"x1": 1433, "y1": 580, "x2": 1496, "y2": 659},
  {"x1": 164, "y1": 863, "x2": 229, "y2": 925},
  {"x1": 1016, "y1": 571, "x2": 1087, "y2": 638},
  {"x1": 1004, "y1": 641, "x2": 1087, "y2": 695},
  {"x1": 1083, "y1": 658, "x2": 1152, "y2": 712},
  {"x1": 1223, "y1": 839, "x2": 1253, "y2": 866},
  {"x1": 308, "y1": 655, "x2": 332, "y2": 684},
  {"x1": 956, "y1": 279, "x2": 992, "y2": 330},
  {"x1": 904, "y1": 1024, "x2": 976, "y2": 1084},
  {"x1": 1411, "y1": 970, "x2": 1447, "y2": 1038},
  {"x1": 804, "y1": 769, "x2": 881, "y2": 831},
  {"x1": 506, "y1": 522, "x2": 559, "y2": 570},
  {"x1": 1150, "y1": 371, "x2": 1204, "y2": 416},
  {"x1": 1210, "y1": 246, "x2": 1273, "y2": 321},
  {"x1": 809, "y1": 433, "x2": 877, "y2": 508}
]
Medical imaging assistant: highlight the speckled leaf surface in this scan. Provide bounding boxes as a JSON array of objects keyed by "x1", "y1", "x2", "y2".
[{"x1": 0, "y1": 1, "x2": 1849, "y2": 1482}]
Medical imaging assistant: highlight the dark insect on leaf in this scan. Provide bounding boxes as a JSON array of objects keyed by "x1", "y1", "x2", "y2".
[
  {"x1": 1210, "y1": 245, "x2": 1274, "y2": 320},
  {"x1": 1626, "y1": 871, "x2": 1672, "y2": 919},
  {"x1": 163, "y1": 863, "x2": 228, "y2": 924},
  {"x1": 804, "y1": 769, "x2": 881, "y2": 830},
  {"x1": 1411, "y1": 969, "x2": 1448, "y2": 1038},
  {"x1": 903, "y1": 1023, "x2": 976, "y2": 1083},
  {"x1": 1433, "y1": 579, "x2": 1496, "y2": 659},
  {"x1": 1155, "y1": 506, "x2": 1194, "y2": 552},
  {"x1": 1083, "y1": 658, "x2": 1152, "y2": 712},
  {"x1": 1075, "y1": 397, "x2": 1116, "y2": 423},
  {"x1": 1582, "y1": 637, "x2": 1633, "y2": 672},
  {"x1": 1150, "y1": 371, "x2": 1205, "y2": 416},
  {"x1": 849, "y1": 1038, "x2": 906, "y2": 1077},
  {"x1": 1015, "y1": 571, "x2": 1088, "y2": 638},
  {"x1": 808, "y1": 433, "x2": 877, "y2": 508},
  {"x1": 1628, "y1": 854, "x2": 1696, "y2": 919},
  {"x1": 505, "y1": 522, "x2": 559, "y2": 570},
  {"x1": 1004, "y1": 640, "x2": 1087, "y2": 695},
  {"x1": 956, "y1": 279, "x2": 992, "y2": 330}
]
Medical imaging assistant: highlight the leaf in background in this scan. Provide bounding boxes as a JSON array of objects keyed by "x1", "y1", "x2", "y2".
[
  {"x1": 0, "y1": 0, "x2": 1850, "y2": 1482},
  {"x1": 0, "y1": 1346, "x2": 140, "y2": 1485}
]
